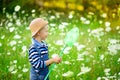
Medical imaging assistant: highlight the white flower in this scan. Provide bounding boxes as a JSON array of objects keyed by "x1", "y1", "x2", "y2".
[
  {"x1": 18, "y1": 74, "x2": 22, "y2": 78},
  {"x1": 9, "y1": 27, "x2": 15, "y2": 32},
  {"x1": 22, "y1": 46, "x2": 27, "y2": 53},
  {"x1": 55, "y1": 40, "x2": 64, "y2": 46},
  {"x1": 101, "y1": 13, "x2": 107, "y2": 18},
  {"x1": 8, "y1": 22, "x2": 13, "y2": 27},
  {"x1": 8, "y1": 65, "x2": 14, "y2": 72},
  {"x1": 62, "y1": 71, "x2": 74, "y2": 77},
  {"x1": 104, "y1": 68, "x2": 110, "y2": 76},
  {"x1": 118, "y1": 72, "x2": 120, "y2": 75},
  {"x1": 31, "y1": 9, "x2": 36, "y2": 13},
  {"x1": 63, "y1": 47, "x2": 71, "y2": 54},
  {"x1": 84, "y1": 20, "x2": 90, "y2": 24},
  {"x1": 99, "y1": 20, "x2": 103, "y2": 24},
  {"x1": 87, "y1": 29, "x2": 91, "y2": 32},
  {"x1": 50, "y1": 15, "x2": 55, "y2": 20},
  {"x1": 105, "y1": 26, "x2": 111, "y2": 32},
  {"x1": 52, "y1": 54, "x2": 59, "y2": 58},
  {"x1": 58, "y1": 24, "x2": 66, "y2": 30},
  {"x1": 13, "y1": 60, "x2": 17, "y2": 64},
  {"x1": 7, "y1": 52, "x2": 11, "y2": 55},
  {"x1": 16, "y1": 20, "x2": 21, "y2": 26},
  {"x1": 62, "y1": 22, "x2": 69, "y2": 26},
  {"x1": 118, "y1": 58, "x2": 120, "y2": 62},
  {"x1": 100, "y1": 54, "x2": 104, "y2": 60},
  {"x1": 77, "y1": 54, "x2": 84, "y2": 61},
  {"x1": 22, "y1": 68, "x2": 28, "y2": 73},
  {"x1": 93, "y1": 47, "x2": 97, "y2": 52},
  {"x1": 97, "y1": 77, "x2": 102, "y2": 80},
  {"x1": 116, "y1": 26, "x2": 120, "y2": 30},
  {"x1": 11, "y1": 70, "x2": 17, "y2": 74},
  {"x1": 105, "y1": 21, "x2": 111, "y2": 27},
  {"x1": 108, "y1": 44, "x2": 120, "y2": 54},
  {"x1": 14, "y1": 34, "x2": 21, "y2": 39},
  {"x1": 104, "y1": 68, "x2": 110, "y2": 73},
  {"x1": 69, "y1": 14, "x2": 73, "y2": 19},
  {"x1": 50, "y1": 23, "x2": 56, "y2": 27},
  {"x1": 109, "y1": 39, "x2": 119, "y2": 44},
  {"x1": 77, "y1": 66, "x2": 91, "y2": 76},
  {"x1": 90, "y1": 28, "x2": 104, "y2": 38},
  {"x1": 12, "y1": 46, "x2": 16, "y2": 51},
  {"x1": 64, "y1": 61, "x2": 71, "y2": 65},
  {"x1": 1, "y1": 35, "x2": 5, "y2": 39},
  {"x1": 76, "y1": 45, "x2": 86, "y2": 51},
  {"x1": 9, "y1": 40, "x2": 17, "y2": 46},
  {"x1": 81, "y1": 66, "x2": 91, "y2": 73},
  {"x1": 14, "y1": 5, "x2": 21, "y2": 12},
  {"x1": 80, "y1": 17, "x2": 86, "y2": 21},
  {"x1": 80, "y1": 32, "x2": 84, "y2": 35}
]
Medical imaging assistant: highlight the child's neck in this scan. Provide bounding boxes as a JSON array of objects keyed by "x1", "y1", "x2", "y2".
[{"x1": 34, "y1": 37, "x2": 42, "y2": 43}]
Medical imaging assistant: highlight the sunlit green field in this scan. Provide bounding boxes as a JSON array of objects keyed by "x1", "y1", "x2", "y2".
[{"x1": 0, "y1": 10, "x2": 120, "y2": 80}]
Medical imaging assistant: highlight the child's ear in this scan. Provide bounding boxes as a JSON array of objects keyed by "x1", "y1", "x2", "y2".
[{"x1": 37, "y1": 31, "x2": 41, "y2": 35}]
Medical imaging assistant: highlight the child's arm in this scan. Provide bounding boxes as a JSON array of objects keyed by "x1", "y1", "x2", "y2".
[
  {"x1": 28, "y1": 46, "x2": 61, "y2": 69},
  {"x1": 45, "y1": 56, "x2": 62, "y2": 66}
]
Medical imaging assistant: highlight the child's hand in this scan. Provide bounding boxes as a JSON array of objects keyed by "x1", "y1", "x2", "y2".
[{"x1": 52, "y1": 55, "x2": 62, "y2": 64}]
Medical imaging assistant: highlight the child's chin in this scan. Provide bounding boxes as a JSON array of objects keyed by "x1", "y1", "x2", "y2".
[{"x1": 42, "y1": 38, "x2": 47, "y2": 40}]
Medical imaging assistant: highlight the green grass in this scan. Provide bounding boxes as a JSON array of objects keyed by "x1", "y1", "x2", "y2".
[{"x1": 0, "y1": 11, "x2": 120, "y2": 80}]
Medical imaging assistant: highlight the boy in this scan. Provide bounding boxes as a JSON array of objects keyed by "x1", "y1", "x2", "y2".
[{"x1": 28, "y1": 18, "x2": 62, "y2": 80}]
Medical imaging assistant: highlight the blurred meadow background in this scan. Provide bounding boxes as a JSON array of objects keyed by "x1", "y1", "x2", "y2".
[{"x1": 0, "y1": 0, "x2": 120, "y2": 80}]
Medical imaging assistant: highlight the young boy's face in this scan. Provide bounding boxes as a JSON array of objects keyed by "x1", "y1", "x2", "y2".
[{"x1": 37, "y1": 25, "x2": 48, "y2": 40}]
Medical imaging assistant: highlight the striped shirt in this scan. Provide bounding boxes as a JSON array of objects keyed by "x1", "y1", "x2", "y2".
[{"x1": 28, "y1": 38, "x2": 49, "y2": 73}]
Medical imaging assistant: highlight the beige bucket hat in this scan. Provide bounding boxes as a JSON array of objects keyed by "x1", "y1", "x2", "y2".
[{"x1": 29, "y1": 18, "x2": 48, "y2": 37}]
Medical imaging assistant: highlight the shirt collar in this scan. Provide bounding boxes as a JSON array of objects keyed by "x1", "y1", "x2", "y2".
[{"x1": 32, "y1": 38, "x2": 43, "y2": 47}]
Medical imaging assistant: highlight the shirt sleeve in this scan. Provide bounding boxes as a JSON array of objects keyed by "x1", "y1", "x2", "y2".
[{"x1": 28, "y1": 46, "x2": 47, "y2": 69}]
